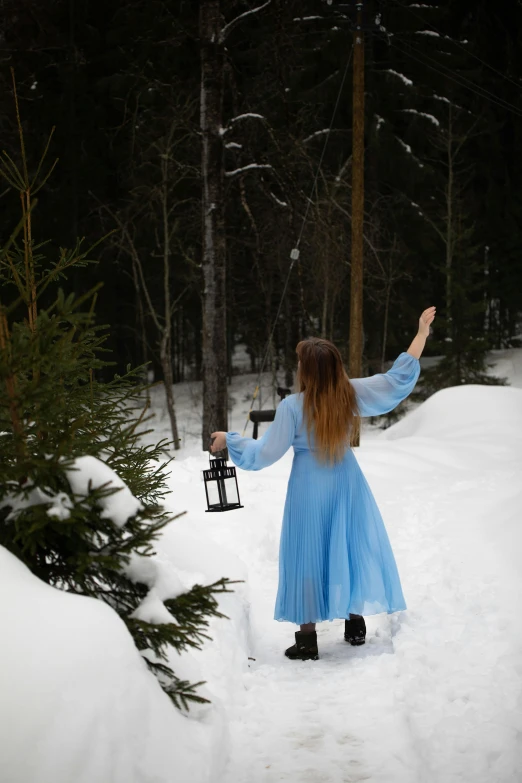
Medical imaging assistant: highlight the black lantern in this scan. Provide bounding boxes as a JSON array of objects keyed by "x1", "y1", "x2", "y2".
[{"x1": 203, "y1": 456, "x2": 243, "y2": 512}]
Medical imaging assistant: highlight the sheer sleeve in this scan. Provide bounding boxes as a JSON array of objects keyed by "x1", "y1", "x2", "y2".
[
  {"x1": 350, "y1": 352, "x2": 421, "y2": 417},
  {"x1": 226, "y1": 398, "x2": 296, "y2": 471}
]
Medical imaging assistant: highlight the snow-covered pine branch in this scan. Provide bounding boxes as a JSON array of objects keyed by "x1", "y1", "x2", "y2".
[
  {"x1": 220, "y1": 113, "x2": 266, "y2": 136},
  {"x1": 396, "y1": 137, "x2": 412, "y2": 154},
  {"x1": 395, "y1": 136, "x2": 424, "y2": 169},
  {"x1": 225, "y1": 142, "x2": 243, "y2": 149},
  {"x1": 225, "y1": 163, "x2": 273, "y2": 178},
  {"x1": 293, "y1": 16, "x2": 324, "y2": 21},
  {"x1": 415, "y1": 29, "x2": 440, "y2": 37},
  {"x1": 401, "y1": 109, "x2": 440, "y2": 127},
  {"x1": 220, "y1": 0, "x2": 272, "y2": 43},
  {"x1": 433, "y1": 94, "x2": 466, "y2": 112},
  {"x1": 230, "y1": 113, "x2": 265, "y2": 124},
  {"x1": 385, "y1": 69, "x2": 413, "y2": 86}
]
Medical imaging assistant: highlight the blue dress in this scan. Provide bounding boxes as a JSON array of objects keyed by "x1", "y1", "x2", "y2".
[{"x1": 226, "y1": 352, "x2": 421, "y2": 625}]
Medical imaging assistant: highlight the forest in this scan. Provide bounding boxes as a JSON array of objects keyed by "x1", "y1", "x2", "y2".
[
  {"x1": 2, "y1": 5, "x2": 522, "y2": 778},
  {"x1": 1, "y1": 0, "x2": 521, "y2": 447}
]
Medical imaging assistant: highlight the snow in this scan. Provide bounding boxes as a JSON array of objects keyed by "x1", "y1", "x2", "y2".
[
  {"x1": 0, "y1": 546, "x2": 212, "y2": 783},
  {"x1": 220, "y1": 1, "x2": 272, "y2": 43},
  {"x1": 225, "y1": 163, "x2": 273, "y2": 178},
  {"x1": 395, "y1": 136, "x2": 412, "y2": 154},
  {"x1": 269, "y1": 191, "x2": 288, "y2": 207},
  {"x1": 303, "y1": 128, "x2": 330, "y2": 143},
  {"x1": 229, "y1": 113, "x2": 265, "y2": 124},
  {"x1": 0, "y1": 483, "x2": 72, "y2": 521},
  {"x1": 386, "y1": 69, "x2": 413, "y2": 86},
  {"x1": 402, "y1": 108, "x2": 440, "y2": 126},
  {"x1": 3, "y1": 346, "x2": 522, "y2": 782},
  {"x1": 65, "y1": 455, "x2": 142, "y2": 527},
  {"x1": 416, "y1": 29, "x2": 440, "y2": 37}
]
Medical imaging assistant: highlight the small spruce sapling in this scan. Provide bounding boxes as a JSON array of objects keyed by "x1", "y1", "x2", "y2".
[{"x1": 0, "y1": 73, "x2": 236, "y2": 711}]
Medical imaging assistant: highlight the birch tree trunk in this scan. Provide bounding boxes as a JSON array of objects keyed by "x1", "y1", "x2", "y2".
[{"x1": 200, "y1": 0, "x2": 228, "y2": 450}]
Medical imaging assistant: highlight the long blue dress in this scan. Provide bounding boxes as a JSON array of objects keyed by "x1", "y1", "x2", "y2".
[{"x1": 226, "y1": 352, "x2": 421, "y2": 625}]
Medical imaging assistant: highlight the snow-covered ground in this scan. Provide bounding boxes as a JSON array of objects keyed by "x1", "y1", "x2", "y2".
[{"x1": 2, "y1": 346, "x2": 522, "y2": 783}]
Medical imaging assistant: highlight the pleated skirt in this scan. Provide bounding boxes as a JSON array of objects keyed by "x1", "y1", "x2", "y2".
[{"x1": 274, "y1": 448, "x2": 407, "y2": 625}]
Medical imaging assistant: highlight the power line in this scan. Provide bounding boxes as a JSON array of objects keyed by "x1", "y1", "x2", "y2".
[
  {"x1": 241, "y1": 44, "x2": 354, "y2": 436},
  {"x1": 388, "y1": 38, "x2": 522, "y2": 119},
  {"x1": 389, "y1": 0, "x2": 522, "y2": 93}
]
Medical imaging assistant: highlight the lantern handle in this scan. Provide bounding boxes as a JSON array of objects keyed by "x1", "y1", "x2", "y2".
[{"x1": 208, "y1": 437, "x2": 225, "y2": 465}]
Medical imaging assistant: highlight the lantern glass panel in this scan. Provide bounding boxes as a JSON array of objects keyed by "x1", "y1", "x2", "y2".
[
  {"x1": 221, "y1": 475, "x2": 239, "y2": 506},
  {"x1": 206, "y1": 480, "x2": 222, "y2": 509}
]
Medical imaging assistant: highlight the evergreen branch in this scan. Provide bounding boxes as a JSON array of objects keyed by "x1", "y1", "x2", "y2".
[
  {"x1": 141, "y1": 657, "x2": 210, "y2": 710},
  {"x1": 32, "y1": 157, "x2": 59, "y2": 196},
  {"x1": 4, "y1": 251, "x2": 26, "y2": 300},
  {"x1": 0, "y1": 203, "x2": 36, "y2": 267},
  {"x1": 0, "y1": 152, "x2": 26, "y2": 190}
]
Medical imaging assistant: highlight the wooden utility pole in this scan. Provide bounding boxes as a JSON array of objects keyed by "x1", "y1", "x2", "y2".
[{"x1": 349, "y1": 2, "x2": 365, "y2": 446}]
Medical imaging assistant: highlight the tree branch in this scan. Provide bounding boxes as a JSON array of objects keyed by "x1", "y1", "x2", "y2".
[
  {"x1": 220, "y1": 0, "x2": 272, "y2": 43},
  {"x1": 225, "y1": 163, "x2": 273, "y2": 178}
]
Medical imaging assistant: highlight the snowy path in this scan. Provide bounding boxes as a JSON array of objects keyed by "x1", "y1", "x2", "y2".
[{"x1": 203, "y1": 389, "x2": 522, "y2": 783}]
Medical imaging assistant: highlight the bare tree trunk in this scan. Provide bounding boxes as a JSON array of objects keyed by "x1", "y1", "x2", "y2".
[
  {"x1": 349, "y1": 12, "x2": 365, "y2": 381},
  {"x1": 321, "y1": 263, "x2": 329, "y2": 339},
  {"x1": 200, "y1": 0, "x2": 228, "y2": 450},
  {"x1": 381, "y1": 276, "x2": 392, "y2": 374},
  {"x1": 349, "y1": 12, "x2": 365, "y2": 447},
  {"x1": 160, "y1": 125, "x2": 180, "y2": 448},
  {"x1": 284, "y1": 296, "x2": 294, "y2": 388},
  {"x1": 131, "y1": 256, "x2": 150, "y2": 401},
  {"x1": 446, "y1": 103, "x2": 454, "y2": 343},
  {"x1": 160, "y1": 333, "x2": 179, "y2": 447},
  {"x1": 329, "y1": 303, "x2": 335, "y2": 342}
]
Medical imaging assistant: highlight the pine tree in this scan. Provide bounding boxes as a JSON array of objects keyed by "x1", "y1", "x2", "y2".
[{"x1": 0, "y1": 80, "x2": 235, "y2": 711}]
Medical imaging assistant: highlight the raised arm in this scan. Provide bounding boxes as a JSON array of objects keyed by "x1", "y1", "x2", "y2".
[
  {"x1": 350, "y1": 352, "x2": 421, "y2": 417},
  {"x1": 225, "y1": 397, "x2": 296, "y2": 471},
  {"x1": 351, "y1": 307, "x2": 434, "y2": 417}
]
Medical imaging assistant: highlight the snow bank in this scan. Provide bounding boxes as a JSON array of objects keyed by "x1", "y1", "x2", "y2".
[
  {"x1": 383, "y1": 383, "x2": 522, "y2": 442},
  {"x1": 0, "y1": 546, "x2": 208, "y2": 783},
  {"x1": 0, "y1": 458, "x2": 251, "y2": 783}
]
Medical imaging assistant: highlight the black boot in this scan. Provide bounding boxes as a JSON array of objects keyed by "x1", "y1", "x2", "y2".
[
  {"x1": 285, "y1": 630, "x2": 319, "y2": 661},
  {"x1": 344, "y1": 614, "x2": 366, "y2": 646}
]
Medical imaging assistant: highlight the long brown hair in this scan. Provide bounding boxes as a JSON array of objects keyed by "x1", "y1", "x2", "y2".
[{"x1": 296, "y1": 337, "x2": 360, "y2": 464}]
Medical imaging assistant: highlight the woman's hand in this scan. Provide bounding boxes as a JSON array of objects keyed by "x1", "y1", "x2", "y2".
[
  {"x1": 210, "y1": 431, "x2": 227, "y2": 453},
  {"x1": 406, "y1": 306, "x2": 437, "y2": 359},
  {"x1": 418, "y1": 306, "x2": 436, "y2": 338}
]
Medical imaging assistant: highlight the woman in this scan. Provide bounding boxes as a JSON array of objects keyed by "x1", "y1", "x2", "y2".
[{"x1": 211, "y1": 306, "x2": 436, "y2": 661}]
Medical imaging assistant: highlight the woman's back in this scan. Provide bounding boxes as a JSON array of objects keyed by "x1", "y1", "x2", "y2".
[{"x1": 226, "y1": 352, "x2": 420, "y2": 471}]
